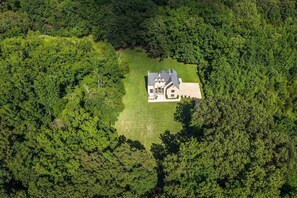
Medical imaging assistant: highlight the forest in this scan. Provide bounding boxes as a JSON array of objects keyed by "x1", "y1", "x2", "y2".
[{"x1": 0, "y1": 0, "x2": 296, "y2": 197}]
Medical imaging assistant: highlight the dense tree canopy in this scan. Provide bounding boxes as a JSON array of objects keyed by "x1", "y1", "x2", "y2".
[
  {"x1": 156, "y1": 97, "x2": 296, "y2": 197},
  {"x1": 0, "y1": 11, "x2": 30, "y2": 41},
  {"x1": 0, "y1": 34, "x2": 157, "y2": 197},
  {"x1": 0, "y1": 0, "x2": 296, "y2": 197}
]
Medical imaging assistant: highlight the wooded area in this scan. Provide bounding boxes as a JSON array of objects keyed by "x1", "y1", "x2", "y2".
[{"x1": 0, "y1": 0, "x2": 296, "y2": 197}]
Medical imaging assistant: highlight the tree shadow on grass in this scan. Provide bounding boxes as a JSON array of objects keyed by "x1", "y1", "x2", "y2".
[
  {"x1": 127, "y1": 139, "x2": 146, "y2": 150},
  {"x1": 118, "y1": 135, "x2": 146, "y2": 150},
  {"x1": 144, "y1": 75, "x2": 148, "y2": 92},
  {"x1": 174, "y1": 98, "x2": 195, "y2": 128}
]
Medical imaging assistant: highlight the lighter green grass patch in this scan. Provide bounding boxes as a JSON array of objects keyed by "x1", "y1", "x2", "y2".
[{"x1": 114, "y1": 49, "x2": 200, "y2": 148}]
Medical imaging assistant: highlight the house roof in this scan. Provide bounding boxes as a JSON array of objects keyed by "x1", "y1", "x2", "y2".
[
  {"x1": 169, "y1": 69, "x2": 179, "y2": 88},
  {"x1": 148, "y1": 69, "x2": 180, "y2": 88},
  {"x1": 148, "y1": 72, "x2": 158, "y2": 86}
]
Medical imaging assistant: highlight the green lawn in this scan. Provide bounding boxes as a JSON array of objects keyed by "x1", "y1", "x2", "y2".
[{"x1": 114, "y1": 49, "x2": 200, "y2": 148}]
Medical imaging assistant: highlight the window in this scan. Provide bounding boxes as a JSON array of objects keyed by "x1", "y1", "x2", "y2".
[
  {"x1": 171, "y1": 94, "x2": 174, "y2": 97},
  {"x1": 171, "y1": 90, "x2": 175, "y2": 93},
  {"x1": 150, "y1": 89, "x2": 153, "y2": 93}
]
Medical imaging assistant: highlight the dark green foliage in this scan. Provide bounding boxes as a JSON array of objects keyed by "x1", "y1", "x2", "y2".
[
  {"x1": 0, "y1": 11, "x2": 30, "y2": 40},
  {"x1": 157, "y1": 97, "x2": 296, "y2": 197},
  {"x1": 3, "y1": 0, "x2": 157, "y2": 47},
  {"x1": 0, "y1": 0, "x2": 297, "y2": 196},
  {"x1": 140, "y1": 0, "x2": 297, "y2": 139},
  {"x1": 98, "y1": 0, "x2": 157, "y2": 48},
  {"x1": 19, "y1": 0, "x2": 103, "y2": 38},
  {"x1": 0, "y1": 0, "x2": 21, "y2": 12},
  {"x1": 0, "y1": 35, "x2": 157, "y2": 197}
]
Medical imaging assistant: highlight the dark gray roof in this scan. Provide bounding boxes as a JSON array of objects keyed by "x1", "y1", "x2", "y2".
[
  {"x1": 169, "y1": 69, "x2": 179, "y2": 88},
  {"x1": 148, "y1": 69, "x2": 180, "y2": 88},
  {"x1": 148, "y1": 72, "x2": 158, "y2": 86}
]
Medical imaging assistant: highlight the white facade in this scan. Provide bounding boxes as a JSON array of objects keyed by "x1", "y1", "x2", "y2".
[
  {"x1": 147, "y1": 70, "x2": 180, "y2": 101},
  {"x1": 147, "y1": 69, "x2": 202, "y2": 102},
  {"x1": 166, "y1": 83, "x2": 179, "y2": 99}
]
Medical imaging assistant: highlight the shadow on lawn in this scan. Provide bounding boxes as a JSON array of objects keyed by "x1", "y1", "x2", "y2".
[
  {"x1": 144, "y1": 75, "x2": 148, "y2": 92},
  {"x1": 119, "y1": 135, "x2": 146, "y2": 150}
]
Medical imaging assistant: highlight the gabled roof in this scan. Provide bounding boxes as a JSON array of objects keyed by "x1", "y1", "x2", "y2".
[
  {"x1": 148, "y1": 72, "x2": 158, "y2": 86},
  {"x1": 169, "y1": 69, "x2": 179, "y2": 88},
  {"x1": 148, "y1": 69, "x2": 180, "y2": 88}
]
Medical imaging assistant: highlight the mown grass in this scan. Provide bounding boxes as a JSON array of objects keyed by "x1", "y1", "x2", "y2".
[{"x1": 114, "y1": 48, "x2": 200, "y2": 148}]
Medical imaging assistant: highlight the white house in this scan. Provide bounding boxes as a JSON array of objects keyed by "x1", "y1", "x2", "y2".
[
  {"x1": 147, "y1": 69, "x2": 202, "y2": 102},
  {"x1": 147, "y1": 69, "x2": 180, "y2": 101}
]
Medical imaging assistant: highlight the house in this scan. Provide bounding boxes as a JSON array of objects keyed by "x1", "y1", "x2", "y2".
[
  {"x1": 147, "y1": 69, "x2": 180, "y2": 101},
  {"x1": 147, "y1": 69, "x2": 202, "y2": 102}
]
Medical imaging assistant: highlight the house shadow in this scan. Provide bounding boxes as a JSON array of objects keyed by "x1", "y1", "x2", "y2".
[{"x1": 144, "y1": 75, "x2": 148, "y2": 92}]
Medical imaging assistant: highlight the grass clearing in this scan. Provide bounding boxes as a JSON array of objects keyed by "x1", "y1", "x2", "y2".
[{"x1": 114, "y1": 49, "x2": 200, "y2": 148}]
